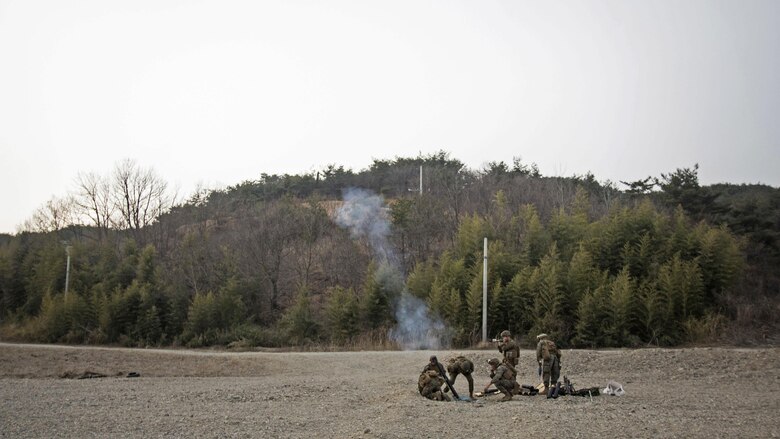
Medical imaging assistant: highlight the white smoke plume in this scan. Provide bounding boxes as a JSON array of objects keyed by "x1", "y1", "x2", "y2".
[
  {"x1": 335, "y1": 187, "x2": 451, "y2": 350},
  {"x1": 388, "y1": 293, "x2": 452, "y2": 350},
  {"x1": 335, "y1": 188, "x2": 395, "y2": 264}
]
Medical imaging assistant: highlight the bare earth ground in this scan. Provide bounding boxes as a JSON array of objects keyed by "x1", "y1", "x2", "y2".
[{"x1": 0, "y1": 343, "x2": 778, "y2": 438}]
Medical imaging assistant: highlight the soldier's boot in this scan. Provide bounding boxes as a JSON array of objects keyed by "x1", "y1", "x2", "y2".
[{"x1": 497, "y1": 384, "x2": 512, "y2": 401}]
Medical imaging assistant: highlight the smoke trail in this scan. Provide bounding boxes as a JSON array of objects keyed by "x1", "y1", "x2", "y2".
[
  {"x1": 335, "y1": 187, "x2": 451, "y2": 350},
  {"x1": 335, "y1": 188, "x2": 395, "y2": 264}
]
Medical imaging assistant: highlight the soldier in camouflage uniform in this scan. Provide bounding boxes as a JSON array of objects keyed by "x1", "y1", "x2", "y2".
[
  {"x1": 483, "y1": 358, "x2": 517, "y2": 401},
  {"x1": 444, "y1": 355, "x2": 475, "y2": 399},
  {"x1": 497, "y1": 330, "x2": 520, "y2": 367},
  {"x1": 418, "y1": 369, "x2": 451, "y2": 401},
  {"x1": 421, "y1": 355, "x2": 440, "y2": 374},
  {"x1": 536, "y1": 333, "x2": 561, "y2": 392}
]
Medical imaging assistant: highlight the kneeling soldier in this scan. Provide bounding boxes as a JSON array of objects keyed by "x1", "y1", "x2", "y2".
[
  {"x1": 418, "y1": 369, "x2": 450, "y2": 401},
  {"x1": 483, "y1": 358, "x2": 517, "y2": 402}
]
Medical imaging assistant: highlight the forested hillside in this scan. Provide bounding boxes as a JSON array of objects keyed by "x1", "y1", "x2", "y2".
[{"x1": 0, "y1": 152, "x2": 777, "y2": 348}]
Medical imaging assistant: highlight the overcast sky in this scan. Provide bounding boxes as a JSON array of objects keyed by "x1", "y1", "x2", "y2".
[{"x1": 1, "y1": 0, "x2": 778, "y2": 233}]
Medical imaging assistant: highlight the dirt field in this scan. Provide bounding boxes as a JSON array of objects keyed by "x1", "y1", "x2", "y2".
[{"x1": 0, "y1": 343, "x2": 778, "y2": 438}]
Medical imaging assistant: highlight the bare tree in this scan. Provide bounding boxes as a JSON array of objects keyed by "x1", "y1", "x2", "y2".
[
  {"x1": 289, "y1": 202, "x2": 328, "y2": 289},
  {"x1": 112, "y1": 159, "x2": 172, "y2": 242},
  {"x1": 74, "y1": 171, "x2": 115, "y2": 241},
  {"x1": 22, "y1": 195, "x2": 76, "y2": 233}
]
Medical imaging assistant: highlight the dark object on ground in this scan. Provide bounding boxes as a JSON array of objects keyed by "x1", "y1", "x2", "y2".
[
  {"x1": 59, "y1": 371, "x2": 108, "y2": 379},
  {"x1": 126, "y1": 372, "x2": 140, "y2": 378},
  {"x1": 434, "y1": 360, "x2": 460, "y2": 400},
  {"x1": 571, "y1": 387, "x2": 601, "y2": 396},
  {"x1": 521, "y1": 384, "x2": 539, "y2": 395},
  {"x1": 475, "y1": 388, "x2": 501, "y2": 397},
  {"x1": 547, "y1": 382, "x2": 561, "y2": 399}
]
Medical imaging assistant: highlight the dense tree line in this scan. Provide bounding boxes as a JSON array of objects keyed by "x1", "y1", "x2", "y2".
[{"x1": 0, "y1": 153, "x2": 777, "y2": 348}]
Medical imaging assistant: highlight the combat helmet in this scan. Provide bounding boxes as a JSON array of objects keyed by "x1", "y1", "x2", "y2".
[
  {"x1": 487, "y1": 358, "x2": 500, "y2": 366},
  {"x1": 500, "y1": 330, "x2": 511, "y2": 337}
]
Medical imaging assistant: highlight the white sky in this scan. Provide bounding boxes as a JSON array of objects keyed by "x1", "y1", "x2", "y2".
[{"x1": 1, "y1": 0, "x2": 778, "y2": 233}]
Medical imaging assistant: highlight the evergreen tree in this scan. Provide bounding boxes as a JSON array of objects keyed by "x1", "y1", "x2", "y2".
[
  {"x1": 280, "y1": 289, "x2": 320, "y2": 344},
  {"x1": 325, "y1": 286, "x2": 359, "y2": 343},
  {"x1": 573, "y1": 285, "x2": 609, "y2": 347},
  {"x1": 487, "y1": 280, "x2": 510, "y2": 337},
  {"x1": 405, "y1": 260, "x2": 436, "y2": 300},
  {"x1": 565, "y1": 244, "x2": 599, "y2": 317},
  {"x1": 504, "y1": 268, "x2": 535, "y2": 339},
  {"x1": 360, "y1": 263, "x2": 402, "y2": 329},
  {"x1": 605, "y1": 267, "x2": 637, "y2": 346},
  {"x1": 455, "y1": 214, "x2": 490, "y2": 268},
  {"x1": 637, "y1": 279, "x2": 670, "y2": 345},
  {"x1": 694, "y1": 225, "x2": 743, "y2": 300},
  {"x1": 517, "y1": 205, "x2": 550, "y2": 266},
  {"x1": 530, "y1": 244, "x2": 566, "y2": 343}
]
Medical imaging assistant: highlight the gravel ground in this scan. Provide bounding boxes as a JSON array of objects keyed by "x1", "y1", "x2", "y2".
[{"x1": 0, "y1": 343, "x2": 778, "y2": 438}]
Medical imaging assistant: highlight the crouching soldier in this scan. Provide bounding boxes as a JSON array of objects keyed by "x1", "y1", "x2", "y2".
[
  {"x1": 418, "y1": 369, "x2": 451, "y2": 401},
  {"x1": 444, "y1": 355, "x2": 475, "y2": 399},
  {"x1": 483, "y1": 358, "x2": 517, "y2": 402}
]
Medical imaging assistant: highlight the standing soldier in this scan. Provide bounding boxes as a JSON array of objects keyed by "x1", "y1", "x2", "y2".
[
  {"x1": 483, "y1": 358, "x2": 517, "y2": 401},
  {"x1": 444, "y1": 355, "x2": 475, "y2": 399},
  {"x1": 497, "y1": 330, "x2": 520, "y2": 367},
  {"x1": 536, "y1": 333, "x2": 561, "y2": 393}
]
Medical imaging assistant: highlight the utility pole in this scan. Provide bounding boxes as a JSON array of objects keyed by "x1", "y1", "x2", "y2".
[
  {"x1": 63, "y1": 242, "x2": 72, "y2": 295},
  {"x1": 482, "y1": 237, "x2": 488, "y2": 343},
  {"x1": 419, "y1": 165, "x2": 423, "y2": 195}
]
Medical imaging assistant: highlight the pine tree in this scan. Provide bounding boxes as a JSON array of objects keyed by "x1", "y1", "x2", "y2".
[
  {"x1": 658, "y1": 253, "x2": 704, "y2": 323},
  {"x1": 573, "y1": 285, "x2": 609, "y2": 347},
  {"x1": 488, "y1": 280, "x2": 510, "y2": 337},
  {"x1": 280, "y1": 289, "x2": 320, "y2": 345},
  {"x1": 517, "y1": 205, "x2": 550, "y2": 266},
  {"x1": 565, "y1": 244, "x2": 598, "y2": 317},
  {"x1": 455, "y1": 214, "x2": 489, "y2": 268},
  {"x1": 606, "y1": 267, "x2": 636, "y2": 346},
  {"x1": 185, "y1": 291, "x2": 216, "y2": 339},
  {"x1": 637, "y1": 279, "x2": 669, "y2": 346},
  {"x1": 406, "y1": 260, "x2": 436, "y2": 300},
  {"x1": 504, "y1": 268, "x2": 535, "y2": 338},
  {"x1": 530, "y1": 244, "x2": 566, "y2": 343},
  {"x1": 695, "y1": 225, "x2": 742, "y2": 300},
  {"x1": 360, "y1": 263, "x2": 401, "y2": 329},
  {"x1": 465, "y1": 274, "x2": 485, "y2": 339},
  {"x1": 325, "y1": 286, "x2": 360, "y2": 343}
]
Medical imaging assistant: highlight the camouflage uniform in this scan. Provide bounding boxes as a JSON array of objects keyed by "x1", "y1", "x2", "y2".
[
  {"x1": 418, "y1": 370, "x2": 450, "y2": 401},
  {"x1": 488, "y1": 359, "x2": 517, "y2": 401},
  {"x1": 445, "y1": 356, "x2": 475, "y2": 398},
  {"x1": 420, "y1": 355, "x2": 442, "y2": 375},
  {"x1": 536, "y1": 334, "x2": 561, "y2": 390},
  {"x1": 497, "y1": 330, "x2": 520, "y2": 367}
]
